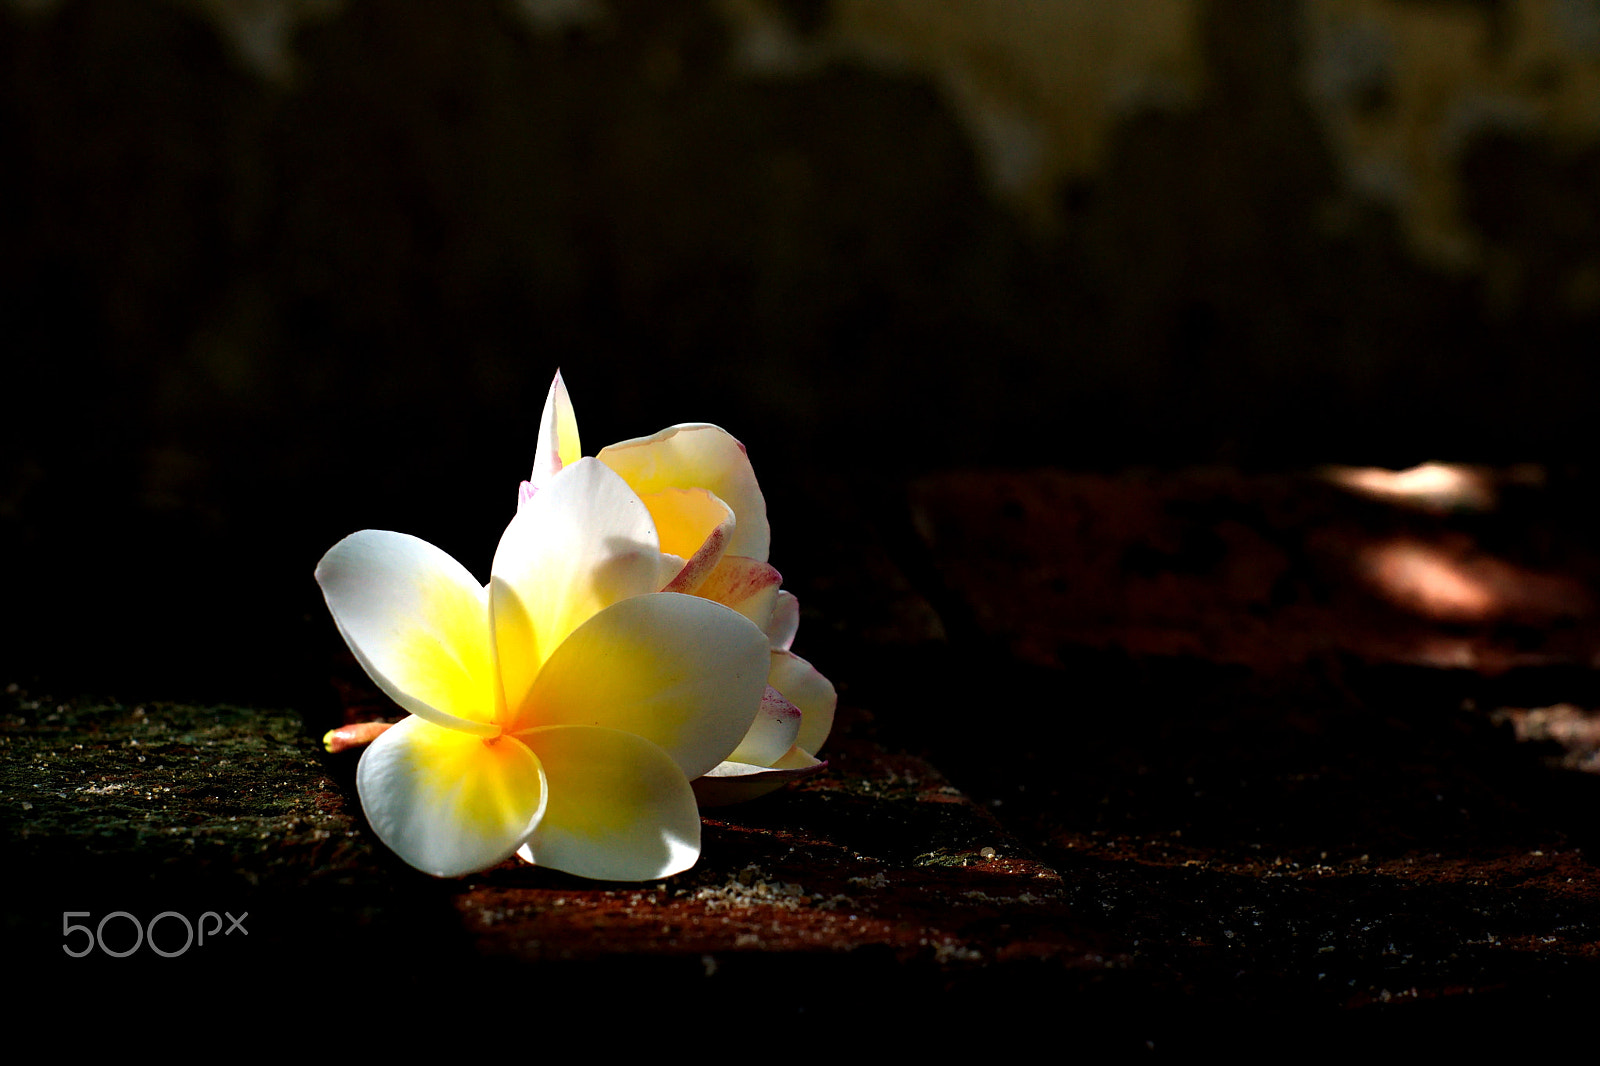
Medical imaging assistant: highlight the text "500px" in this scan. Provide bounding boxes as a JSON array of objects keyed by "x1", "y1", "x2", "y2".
[{"x1": 62, "y1": 910, "x2": 248, "y2": 958}]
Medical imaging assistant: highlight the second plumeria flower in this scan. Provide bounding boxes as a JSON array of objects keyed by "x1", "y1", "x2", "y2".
[
  {"x1": 522, "y1": 371, "x2": 836, "y2": 803},
  {"x1": 316, "y1": 458, "x2": 771, "y2": 879}
]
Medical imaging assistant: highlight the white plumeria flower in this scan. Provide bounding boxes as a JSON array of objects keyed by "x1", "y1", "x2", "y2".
[
  {"x1": 316, "y1": 457, "x2": 771, "y2": 879},
  {"x1": 522, "y1": 372, "x2": 837, "y2": 804}
]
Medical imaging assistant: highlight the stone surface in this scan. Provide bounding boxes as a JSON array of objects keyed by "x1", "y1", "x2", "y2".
[
  {"x1": 910, "y1": 465, "x2": 1600, "y2": 674},
  {"x1": 9, "y1": 466, "x2": 1600, "y2": 1049},
  {"x1": 893, "y1": 464, "x2": 1600, "y2": 1039},
  {"x1": 1, "y1": 691, "x2": 1100, "y2": 1037}
]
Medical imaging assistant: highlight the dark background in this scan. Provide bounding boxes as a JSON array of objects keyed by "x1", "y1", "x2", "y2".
[{"x1": 5, "y1": 0, "x2": 1600, "y2": 705}]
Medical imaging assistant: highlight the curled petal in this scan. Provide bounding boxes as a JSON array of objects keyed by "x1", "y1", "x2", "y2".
[
  {"x1": 519, "y1": 726, "x2": 701, "y2": 880},
  {"x1": 315, "y1": 530, "x2": 498, "y2": 735},
  {"x1": 644, "y1": 487, "x2": 734, "y2": 565},
  {"x1": 492, "y1": 458, "x2": 663, "y2": 713},
  {"x1": 693, "y1": 555, "x2": 782, "y2": 630},
  {"x1": 728, "y1": 686, "x2": 802, "y2": 767},
  {"x1": 765, "y1": 590, "x2": 800, "y2": 650},
  {"x1": 657, "y1": 489, "x2": 735, "y2": 594},
  {"x1": 769, "y1": 649, "x2": 836, "y2": 756},
  {"x1": 598, "y1": 424, "x2": 770, "y2": 562},
  {"x1": 692, "y1": 747, "x2": 826, "y2": 808},
  {"x1": 518, "y1": 593, "x2": 769, "y2": 777},
  {"x1": 356, "y1": 716, "x2": 546, "y2": 878},
  {"x1": 526, "y1": 370, "x2": 582, "y2": 497}
]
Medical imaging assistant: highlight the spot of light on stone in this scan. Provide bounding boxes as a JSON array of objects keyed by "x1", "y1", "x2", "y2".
[
  {"x1": 1360, "y1": 539, "x2": 1500, "y2": 622},
  {"x1": 1322, "y1": 462, "x2": 1495, "y2": 513},
  {"x1": 1358, "y1": 536, "x2": 1590, "y2": 626}
]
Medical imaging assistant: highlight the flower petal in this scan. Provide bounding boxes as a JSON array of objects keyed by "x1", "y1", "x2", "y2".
[
  {"x1": 728, "y1": 686, "x2": 802, "y2": 767},
  {"x1": 491, "y1": 458, "x2": 664, "y2": 714},
  {"x1": 315, "y1": 530, "x2": 498, "y2": 735},
  {"x1": 765, "y1": 590, "x2": 800, "y2": 650},
  {"x1": 526, "y1": 369, "x2": 582, "y2": 497},
  {"x1": 518, "y1": 725, "x2": 700, "y2": 880},
  {"x1": 518, "y1": 592, "x2": 769, "y2": 776},
  {"x1": 643, "y1": 486, "x2": 734, "y2": 564},
  {"x1": 656, "y1": 488, "x2": 736, "y2": 595},
  {"x1": 692, "y1": 555, "x2": 782, "y2": 630},
  {"x1": 768, "y1": 649, "x2": 836, "y2": 756},
  {"x1": 598, "y1": 424, "x2": 770, "y2": 561},
  {"x1": 356, "y1": 716, "x2": 546, "y2": 877},
  {"x1": 692, "y1": 747, "x2": 825, "y2": 807}
]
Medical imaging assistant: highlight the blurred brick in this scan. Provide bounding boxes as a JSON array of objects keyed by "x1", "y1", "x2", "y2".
[{"x1": 911, "y1": 467, "x2": 1600, "y2": 675}]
